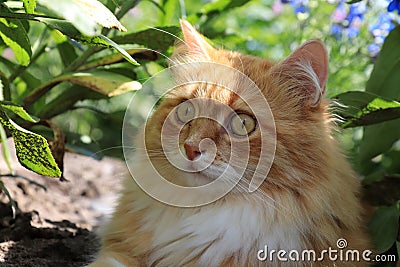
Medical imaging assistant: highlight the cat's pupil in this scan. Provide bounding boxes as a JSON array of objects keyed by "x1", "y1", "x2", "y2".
[{"x1": 241, "y1": 119, "x2": 247, "y2": 129}]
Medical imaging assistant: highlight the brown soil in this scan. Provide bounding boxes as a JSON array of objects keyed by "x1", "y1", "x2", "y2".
[{"x1": 0, "y1": 140, "x2": 126, "y2": 267}]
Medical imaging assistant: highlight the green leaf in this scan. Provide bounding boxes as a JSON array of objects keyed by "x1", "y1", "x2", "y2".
[
  {"x1": 42, "y1": 19, "x2": 138, "y2": 65},
  {"x1": 37, "y1": 85, "x2": 107, "y2": 119},
  {"x1": 0, "y1": 123, "x2": 14, "y2": 175},
  {"x1": 22, "y1": 0, "x2": 37, "y2": 14},
  {"x1": 187, "y1": 0, "x2": 250, "y2": 22},
  {"x1": 368, "y1": 205, "x2": 400, "y2": 253},
  {"x1": 334, "y1": 91, "x2": 400, "y2": 128},
  {"x1": 366, "y1": 26, "x2": 400, "y2": 99},
  {"x1": 80, "y1": 48, "x2": 156, "y2": 70},
  {"x1": 0, "y1": 109, "x2": 61, "y2": 177},
  {"x1": 55, "y1": 70, "x2": 142, "y2": 96},
  {"x1": 0, "y1": 101, "x2": 39, "y2": 122},
  {"x1": 37, "y1": 0, "x2": 126, "y2": 36},
  {"x1": 0, "y1": 5, "x2": 32, "y2": 66},
  {"x1": 51, "y1": 30, "x2": 79, "y2": 67},
  {"x1": 113, "y1": 26, "x2": 180, "y2": 51},
  {"x1": 39, "y1": 18, "x2": 110, "y2": 46},
  {"x1": 201, "y1": 0, "x2": 249, "y2": 15},
  {"x1": 359, "y1": 120, "x2": 400, "y2": 164},
  {"x1": 99, "y1": 35, "x2": 139, "y2": 65},
  {"x1": 359, "y1": 26, "x2": 400, "y2": 163}
]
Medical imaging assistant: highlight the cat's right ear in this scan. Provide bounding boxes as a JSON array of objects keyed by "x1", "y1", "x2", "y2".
[
  {"x1": 173, "y1": 19, "x2": 214, "y2": 61},
  {"x1": 274, "y1": 40, "x2": 328, "y2": 107}
]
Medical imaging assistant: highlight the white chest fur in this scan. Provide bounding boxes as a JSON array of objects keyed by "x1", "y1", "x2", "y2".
[{"x1": 131, "y1": 190, "x2": 303, "y2": 267}]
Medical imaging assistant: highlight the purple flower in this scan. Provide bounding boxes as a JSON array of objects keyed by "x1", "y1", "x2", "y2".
[
  {"x1": 388, "y1": 0, "x2": 400, "y2": 14},
  {"x1": 331, "y1": 2, "x2": 347, "y2": 23},
  {"x1": 330, "y1": 1, "x2": 366, "y2": 39}
]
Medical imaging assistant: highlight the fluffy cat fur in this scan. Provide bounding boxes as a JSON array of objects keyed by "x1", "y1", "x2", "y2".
[{"x1": 88, "y1": 20, "x2": 370, "y2": 267}]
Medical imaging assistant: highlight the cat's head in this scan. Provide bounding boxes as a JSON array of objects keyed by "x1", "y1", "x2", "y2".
[{"x1": 144, "y1": 20, "x2": 330, "y2": 200}]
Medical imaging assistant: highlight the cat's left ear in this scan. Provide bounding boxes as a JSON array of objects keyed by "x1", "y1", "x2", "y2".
[
  {"x1": 278, "y1": 40, "x2": 328, "y2": 107},
  {"x1": 177, "y1": 19, "x2": 214, "y2": 60}
]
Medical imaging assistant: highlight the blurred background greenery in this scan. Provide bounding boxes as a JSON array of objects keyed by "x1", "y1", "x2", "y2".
[{"x1": 0, "y1": 0, "x2": 399, "y2": 265}]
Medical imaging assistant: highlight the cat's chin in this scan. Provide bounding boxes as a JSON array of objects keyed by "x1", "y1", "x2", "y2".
[{"x1": 182, "y1": 171, "x2": 216, "y2": 187}]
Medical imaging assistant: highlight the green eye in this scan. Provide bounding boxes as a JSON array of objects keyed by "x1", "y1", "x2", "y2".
[
  {"x1": 176, "y1": 101, "x2": 195, "y2": 123},
  {"x1": 229, "y1": 113, "x2": 256, "y2": 136}
]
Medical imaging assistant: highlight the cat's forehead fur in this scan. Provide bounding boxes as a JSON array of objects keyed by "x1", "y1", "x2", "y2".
[{"x1": 170, "y1": 49, "x2": 274, "y2": 114}]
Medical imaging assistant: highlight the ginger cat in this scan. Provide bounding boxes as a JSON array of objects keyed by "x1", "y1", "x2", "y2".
[{"x1": 88, "y1": 20, "x2": 370, "y2": 267}]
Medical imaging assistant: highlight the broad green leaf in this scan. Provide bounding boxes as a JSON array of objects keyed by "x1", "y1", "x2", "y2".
[
  {"x1": 0, "y1": 123, "x2": 14, "y2": 175},
  {"x1": 22, "y1": 0, "x2": 36, "y2": 13},
  {"x1": 75, "y1": 0, "x2": 126, "y2": 30},
  {"x1": 41, "y1": 19, "x2": 137, "y2": 65},
  {"x1": 80, "y1": 48, "x2": 156, "y2": 70},
  {"x1": 31, "y1": 125, "x2": 104, "y2": 160},
  {"x1": 366, "y1": 26, "x2": 400, "y2": 99},
  {"x1": 38, "y1": 0, "x2": 126, "y2": 36},
  {"x1": 0, "y1": 109, "x2": 61, "y2": 177},
  {"x1": 38, "y1": 85, "x2": 106, "y2": 119},
  {"x1": 360, "y1": 120, "x2": 400, "y2": 166},
  {"x1": 55, "y1": 70, "x2": 141, "y2": 96},
  {"x1": 334, "y1": 92, "x2": 400, "y2": 128},
  {"x1": 0, "y1": 101, "x2": 39, "y2": 122},
  {"x1": 359, "y1": 26, "x2": 400, "y2": 163},
  {"x1": 201, "y1": 0, "x2": 249, "y2": 15},
  {"x1": 99, "y1": 35, "x2": 138, "y2": 65},
  {"x1": 39, "y1": 18, "x2": 110, "y2": 46},
  {"x1": 334, "y1": 91, "x2": 377, "y2": 117},
  {"x1": 160, "y1": 0, "x2": 180, "y2": 26},
  {"x1": 0, "y1": 5, "x2": 32, "y2": 66},
  {"x1": 51, "y1": 30, "x2": 79, "y2": 67},
  {"x1": 113, "y1": 26, "x2": 180, "y2": 51},
  {"x1": 368, "y1": 205, "x2": 400, "y2": 253},
  {"x1": 187, "y1": 0, "x2": 250, "y2": 22}
]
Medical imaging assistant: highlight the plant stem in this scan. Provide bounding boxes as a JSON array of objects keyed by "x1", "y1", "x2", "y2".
[{"x1": 23, "y1": 78, "x2": 62, "y2": 109}]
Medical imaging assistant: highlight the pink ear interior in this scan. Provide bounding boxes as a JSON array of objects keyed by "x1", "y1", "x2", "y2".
[
  {"x1": 179, "y1": 19, "x2": 212, "y2": 59},
  {"x1": 288, "y1": 40, "x2": 328, "y2": 90},
  {"x1": 278, "y1": 40, "x2": 329, "y2": 106}
]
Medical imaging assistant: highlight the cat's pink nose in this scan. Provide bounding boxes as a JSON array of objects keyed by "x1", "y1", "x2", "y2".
[{"x1": 184, "y1": 142, "x2": 201, "y2": 161}]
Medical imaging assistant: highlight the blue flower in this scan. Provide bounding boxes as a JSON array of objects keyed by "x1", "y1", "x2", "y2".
[
  {"x1": 346, "y1": 1, "x2": 366, "y2": 25},
  {"x1": 280, "y1": 0, "x2": 310, "y2": 14},
  {"x1": 368, "y1": 12, "x2": 395, "y2": 56},
  {"x1": 330, "y1": 1, "x2": 366, "y2": 39},
  {"x1": 388, "y1": 0, "x2": 400, "y2": 14}
]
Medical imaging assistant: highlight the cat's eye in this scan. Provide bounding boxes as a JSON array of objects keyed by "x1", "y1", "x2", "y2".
[
  {"x1": 229, "y1": 113, "x2": 256, "y2": 136},
  {"x1": 175, "y1": 101, "x2": 196, "y2": 124}
]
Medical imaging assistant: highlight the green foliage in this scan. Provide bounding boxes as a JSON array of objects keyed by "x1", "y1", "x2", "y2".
[
  {"x1": 369, "y1": 204, "x2": 400, "y2": 254},
  {"x1": 0, "y1": 105, "x2": 60, "y2": 177},
  {"x1": 0, "y1": 4, "x2": 31, "y2": 66},
  {"x1": 0, "y1": 0, "x2": 174, "y2": 178},
  {"x1": 335, "y1": 91, "x2": 400, "y2": 128},
  {"x1": 0, "y1": 0, "x2": 399, "y2": 264}
]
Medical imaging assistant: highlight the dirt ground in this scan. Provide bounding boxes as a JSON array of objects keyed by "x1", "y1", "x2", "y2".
[{"x1": 0, "y1": 140, "x2": 127, "y2": 267}]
